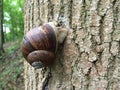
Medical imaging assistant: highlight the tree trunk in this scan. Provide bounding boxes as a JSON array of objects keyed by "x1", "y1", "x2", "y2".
[
  {"x1": 24, "y1": 0, "x2": 120, "y2": 90},
  {"x1": 0, "y1": 0, "x2": 4, "y2": 55}
]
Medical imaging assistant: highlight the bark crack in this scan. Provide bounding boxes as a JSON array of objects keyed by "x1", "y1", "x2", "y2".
[
  {"x1": 99, "y1": 14, "x2": 105, "y2": 44},
  {"x1": 57, "y1": 0, "x2": 65, "y2": 26},
  {"x1": 42, "y1": 72, "x2": 52, "y2": 90},
  {"x1": 85, "y1": 67, "x2": 91, "y2": 90},
  {"x1": 48, "y1": 0, "x2": 54, "y2": 21},
  {"x1": 68, "y1": 0, "x2": 73, "y2": 27}
]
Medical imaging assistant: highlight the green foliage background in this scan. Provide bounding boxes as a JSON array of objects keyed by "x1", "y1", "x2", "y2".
[
  {"x1": 3, "y1": 0, "x2": 24, "y2": 42},
  {"x1": 0, "y1": 0, "x2": 24, "y2": 89}
]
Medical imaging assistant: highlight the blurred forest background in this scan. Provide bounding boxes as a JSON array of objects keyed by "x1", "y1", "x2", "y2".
[{"x1": 0, "y1": 0, "x2": 24, "y2": 89}]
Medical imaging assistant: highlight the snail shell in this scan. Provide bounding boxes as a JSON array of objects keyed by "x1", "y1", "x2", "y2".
[{"x1": 21, "y1": 23, "x2": 56, "y2": 69}]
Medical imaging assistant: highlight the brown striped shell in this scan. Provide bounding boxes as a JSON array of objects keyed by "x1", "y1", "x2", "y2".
[{"x1": 21, "y1": 23, "x2": 56, "y2": 68}]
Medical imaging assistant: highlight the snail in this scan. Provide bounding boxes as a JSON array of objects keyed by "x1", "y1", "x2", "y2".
[{"x1": 21, "y1": 22, "x2": 68, "y2": 69}]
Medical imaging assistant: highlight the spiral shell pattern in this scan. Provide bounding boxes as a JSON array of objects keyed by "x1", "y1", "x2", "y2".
[{"x1": 21, "y1": 23, "x2": 56, "y2": 65}]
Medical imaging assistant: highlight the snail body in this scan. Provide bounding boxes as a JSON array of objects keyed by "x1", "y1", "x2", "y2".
[{"x1": 21, "y1": 22, "x2": 68, "y2": 69}]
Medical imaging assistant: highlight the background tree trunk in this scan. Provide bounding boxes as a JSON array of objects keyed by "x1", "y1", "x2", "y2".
[
  {"x1": 24, "y1": 0, "x2": 120, "y2": 90},
  {"x1": 0, "y1": 0, "x2": 4, "y2": 55}
]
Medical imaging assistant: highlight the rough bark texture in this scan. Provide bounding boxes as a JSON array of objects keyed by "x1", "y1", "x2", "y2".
[{"x1": 24, "y1": 0, "x2": 120, "y2": 90}]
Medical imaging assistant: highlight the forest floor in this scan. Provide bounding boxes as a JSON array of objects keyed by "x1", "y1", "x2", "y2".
[{"x1": 0, "y1": 38, "x2": 24, "y2": 90}]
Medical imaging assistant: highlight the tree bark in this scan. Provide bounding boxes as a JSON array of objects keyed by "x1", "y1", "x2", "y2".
[
  {"x1": 0, "y1": 0, "x2": 4, "y2": 55},
  {"x1": 24, "y1": 0, "x2": 120, "y2": 90}
]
